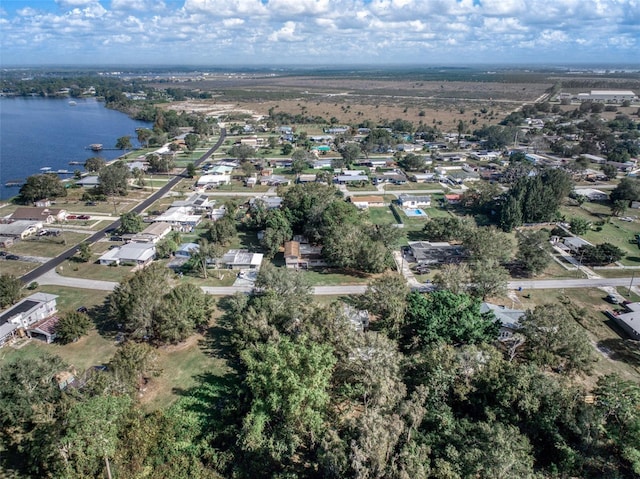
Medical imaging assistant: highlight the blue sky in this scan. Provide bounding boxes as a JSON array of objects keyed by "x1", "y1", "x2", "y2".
[{"x1": 1, "y1": 0, "x2": 638, "y2": 66}]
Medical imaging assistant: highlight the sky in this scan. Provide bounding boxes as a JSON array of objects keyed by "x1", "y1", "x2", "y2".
[{"x1": 0, "y1": 0, "x2": 639, "y2": 67}]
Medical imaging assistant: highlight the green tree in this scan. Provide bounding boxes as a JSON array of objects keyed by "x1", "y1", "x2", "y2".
[
  {"x1": 115, "y1": 135, "x2": 133, "y2": 150},
  {"x1": 601, "y1": 162, "x2": 617, "y2": 180},
  {"x1": 155, "y1": 237, "x2": 178, "y2": 259},
  {"x1": 422, "y1": 216, "x2": 472, "y2": 242},
  {"x1": 569, "y1": 217, "x2": 591, "y2": 235},
  {"x1": 255, "y1": 262, "x2": 312, "y2": 300},
  {"x1": 228, "y1": 144, "x2": 255, "y2": 160},
  {"x1": 578, "y1": 243, "x2": 625, "y2": 266},
  {"x1": 516, "y1": 229, "x2": 551, "y2": 276},
  {"x1": 152, "y1": 283, "x2": 211, "y2": 343},
  {"x1": 99, "y1": 161, "x2": 130, "y2": 197},
  {"x1": 184, "y1": 133, "x2": 199, "y2": 151},
  {"x1": 0, "y1": 274, "x2": 23, "y2": 308},
  {"x1": 398, "y1": 153, "x2": 426, "y2": 171},
  {"x1": 84, "y1": 156, "x2": 106, "y2": 172},
  {"x1": 118, "y1": 211, "x2": 144, "y2": 234},
  {"x1": 403, "y1": 290, "x2": 499, "y2": 350},
  {"x1": 147, "y1": 153, "x2": 175, "y2": 173},
  {"x1": 18, "y1": 173, "x2": 67, "y2": 203},
  {"x1": 109, "y1": 341, "x2": 160, "y2": 392},
  {"x1": 519, "y1": 304, "x2": 595, "y2": 373},
  {"x1": 358, "y1": 273, "x2": 409, "y2": 337},
  {"x1": 281, "y1": 143, "x2": 294, "y2": 155},
  {"x1": 136, "y1": 128, "x2": 153, "y2": 148},
  {"x1": 593, "y1": 374, "x2": 640, "y2": 475},
  {"x1": 261, "y1": 209, "x2": 293, "y2": 258},
  {"x1": 77, "y1": 242, "x2": 92, "y2": 262},
  {"x1": 465, "y1": 226, "x2": 514, "y2": 263},
  {"x1": 55, "y1": 310, "x2": 92, "y2": 344},
  {"x1": 611, "y1": 199, "x2": 628, "y2": 217},
  {"x1": 338, "y1": 143, "x2": 362, "y2": 166},
  {"x1": 107, "y1": 263, "x2": 173, "y2": 338},
  {"x1": 185, "y1": 162, "x2": 196, "y2": 178},
  {"x1": 470, "y1": 258, "x2": 509, "y2": 300},
  {"x1": 499, "y1": 194, "x2": 524, "y2": 232},
  {"x1": 240, "y1": 336, "x2": 336, "y2": 464},
  {"x1": 206, "y1": 214, "x2": 236, "y2": 245},
  {"x1": 610, "y1": 177, "x2": 640, "y2": 203},
  {"x1": 433, "y1": 262, "x2": 471, "y2": 294}
]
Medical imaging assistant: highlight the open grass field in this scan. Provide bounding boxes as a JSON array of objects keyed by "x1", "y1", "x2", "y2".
[
  {"x1": 367, "y1": 206, "x2": 398, "y2": 225},
  {"x1": 0, "y1": 259, "x2": 38, "y2": 276},
  {"x1": 57, "y1": 258, "x2": 134, "y2": 282},
  {"x1": 10, "y1": 232, "x2": 90, "y2": 257},
  {"x1": 303, "y1": 267, "x2": 372, "y2": 286}
]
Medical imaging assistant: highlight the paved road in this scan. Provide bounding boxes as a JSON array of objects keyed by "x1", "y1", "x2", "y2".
[
  {"x1": 20, "y1": 129, "x2": 226, "y2": 285},
  {"x1": 33, "y1": 268, "x2": 639, "y2": 297}
]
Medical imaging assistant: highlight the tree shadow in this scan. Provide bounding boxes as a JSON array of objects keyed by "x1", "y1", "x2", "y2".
[
  {"x1": 198, "y1": 315, "x2": 237, "y2": 363},
  {"x1": 596, "y1": 336, "x2": 640, "y2": 368},
  {"x1": 90, "y1": 298, "x2": 120, "y2": 339},
  {"x1": 624, "y1": 256, "x2": 640, "y2": 264},
  {"x1": 406, "y1": 230, "x2": 424, "y2": 241}
]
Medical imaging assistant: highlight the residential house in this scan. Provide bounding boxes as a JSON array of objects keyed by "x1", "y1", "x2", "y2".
[
  {"x1": 372, "y1": 171, "x2": 407, "y2": 185},
  {"x1": 398, "y1": 194, "x2": 431, "y2": 208},
  {"x1": 209, "y1": 165, "x2": 234, "y2": 175},
  {"x1": 0, "y1": 221, "x2": 42, "y2": 239},
  {"x1": 28, "y1": 316, "x2": 61, "y2": 344},
  {"x1": 284, "y1": 241, "x2": 304, "y2": 269},
  {"x1": 197, "y1": 174, "x2": 231, "y2": 187},
  {"x1": 574, "y1": 188, "x2": 608, "y2": 201},
  {"x1": 131, "y1": 222, "x2": 173, "y2": 244},
  {"x1": 335, "y1": 175, "x2": 369, "y2": 185},
  {"x1": 608, "y1": 302, "x2": 640, "y2": 340},
  {"x1": 175, "y1": 242, "x2": 200, "y2": 258},
  {"x1": 297, "y1": 174, "x2": 317, "y2": 183},
  {"x1": 408, "y1": 241, "x2": 465, "y2": 265},
  {"x1": 10, "y1": 207, "x2": 66, "y2": 224},
  {"x1": 411, "y1": 173, "x2": 436, "y2": 183},
  {"x1": 75, "y1": 175, "x2": 100, "y2": 188},
  {"x1": 239, "y1": 136, "x2": 265, "y2": 148},
  {"x1": 0, "y1": 237, "x2": 15, "y2": 248},
  {"x1": 153, "y1": 207, "x2": 202, "y2": 232},
  {"x1": 312, "y1": 159, "x2": 333, "y2": 169},
  {"x1": 562, "y1": 236, "x2": 593, "y2": 254},
  {"x1": 259, "y1": 174, "x2": 290, "y2": 186},
  {"x1": 444, "y1": 194, "x2": 461, "y2": 204},
  {"x1": 349, "y1": 196, "x2": 385, "y2": 209},
  {"x1": 171, "y1": 193, "x2": 215, "y2": 213},
  {"x1": 480, "y1": 302, "x2": 526, "y2": 341},
  {"x1": 98, "y1": 242, "x2": 156, "y2": 266},
  {"x1": 220, "y1": 249, "x2": 264, "y2": 270},
  {"x1": 249, "y1": 196, "x2": 283, "y2": 210},
  {"x1": 0, "y1": 293, "x2": 58, "y2": 347}
]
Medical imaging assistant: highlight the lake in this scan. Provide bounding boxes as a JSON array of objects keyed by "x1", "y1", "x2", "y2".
[{"x1": 0, "y1": 97, "x2": 152, "y2": 200}]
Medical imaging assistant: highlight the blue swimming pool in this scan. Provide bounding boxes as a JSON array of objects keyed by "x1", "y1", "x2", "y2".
[{"x1": 404, "y1": 208, "x2": 427, "y2": 217}]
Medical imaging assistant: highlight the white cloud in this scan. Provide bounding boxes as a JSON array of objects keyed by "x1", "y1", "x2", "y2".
[
  {"x1": 111, "y1": 0, "x2": 165, "y2": 11},
  {"x1": 268, "y1": 20, "x2": 300, "y2": 41}
]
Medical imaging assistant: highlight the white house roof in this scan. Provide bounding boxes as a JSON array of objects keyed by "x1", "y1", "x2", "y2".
[
  {"x1": 197, "y1": 174, "x2": 231, "y2": 186},
  {"x1": 222, "y1": 249, "x2": 264, "y2": 267},
  {"x1": 177, "y1": 242, "x2": 200, "y2": 254},
  {"x1": 100, "y1": 243, "x2": 156, "y2": 263},
  {"x1": 480, "y1": 302, "x2": 525, "y2": 330},
  {"x1": 154, "y1": 207, "x2": 202, "y2": 224}
]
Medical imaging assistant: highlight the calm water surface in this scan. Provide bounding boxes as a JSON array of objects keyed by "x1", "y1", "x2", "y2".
[{"x1": 0, "y1": 97, "x2": 151, "y2": 199}]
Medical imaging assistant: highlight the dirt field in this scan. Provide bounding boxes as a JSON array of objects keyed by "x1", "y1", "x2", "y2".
[{"x1": 160, "y1": 74, "x2": 553, "y2": 131}]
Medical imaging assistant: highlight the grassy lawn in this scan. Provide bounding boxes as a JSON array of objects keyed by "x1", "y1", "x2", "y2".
[
  {"x1": 0, "y1": 260, "x2": 38, "y2": 276},
  {"x1": 386, "y1": 183, "x2": 443, "y2": 191},
  {"x1": 512, "y1": 288, "x2": 640, "y2": 384},
  {"x1": 1, "y1": 329, "x2": 117, "y2": 372},
  {"x1": 303, "y1": 267, "x2": 372, "y2": 285},
  {"x1": 367, "y1": 206, "x2": 398, "y2": 225},
  {"x1": 423, "y1": 206, "x2": 455, "y2": 219},
  {"x1": 346, "y1": 184, "x2": 378, "y2": 192},
  {"x1": 11, "y1": 232, "x2": 90, "y2": 257},
  {"x1": 57, "y1": 259, "x2": 133, "y2": 282},
  {"x1": 140, "y1": 324, "x2": 232, "y2": 411}
]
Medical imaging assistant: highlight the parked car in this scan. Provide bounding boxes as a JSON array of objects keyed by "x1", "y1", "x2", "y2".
[
  {"x1": 6, "y1": 254, "x2": 20, "y2": 260},
  {"x1": 66, "y1": 215, "x2": 77, "y2": 220},
  {"x1": 0, "y1": 251, "x2": 7, "y2": 257},
  {"x1": 85, "y1": 201, "x2": 97, "y2": 206},
  {"x1": 78, "y1": 215, "x2": 90, "y2": 220},
  {"x1": 77, "y1": 306, "x2": 88, "y2": 313}
]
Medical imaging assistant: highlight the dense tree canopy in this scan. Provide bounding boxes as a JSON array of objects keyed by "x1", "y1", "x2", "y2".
[{"x1": 18, "y1": 173, "x2": 67, "y2": 203}]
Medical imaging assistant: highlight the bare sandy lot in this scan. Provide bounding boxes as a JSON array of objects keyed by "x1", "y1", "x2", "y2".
[{"x1": 158, "y1": 74, "x2": 554, "y2": 131}]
